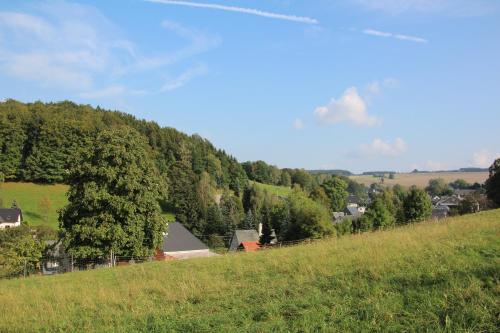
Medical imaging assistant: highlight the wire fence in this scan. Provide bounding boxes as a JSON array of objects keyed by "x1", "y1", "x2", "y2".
[{"x1": 3, "y1": 235, "x2": 325, "y2": 279}]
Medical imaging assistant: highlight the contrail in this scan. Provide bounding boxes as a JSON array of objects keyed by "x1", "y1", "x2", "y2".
[{"x1": 145, "y1": 0, "x2": 319, "y2": 25}]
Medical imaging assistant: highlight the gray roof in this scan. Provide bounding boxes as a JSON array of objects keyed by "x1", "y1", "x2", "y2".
[
  {"x1": 344, "y1": 206, "x2": 362, "y2": 218},
  {"x1": 432, "y1": 207, "x2": 448, "y2": 219},
  {"x1": 232, "y1": 229, "x2": 260, "y2": 244},
  {"x1": 347, "y1": 195, "x2": 360, "y2": 205},
  {"x1": 0, "y1": 208, "x2": 22, "y2": 223},
  {"x1": 162, "y1": 222, "x2": 208, "y2": 252}
]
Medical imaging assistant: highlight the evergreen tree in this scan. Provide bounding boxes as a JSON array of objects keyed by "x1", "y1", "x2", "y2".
[
  {"x1": 59, "y1": 128, "x2": 166, "y2": 258},
  {"x1": 259, "y1": 218, "x2": 274, "y2": 245},
  {"x1": 243, "y1": 210, "x2": 255, "y2": 230}
]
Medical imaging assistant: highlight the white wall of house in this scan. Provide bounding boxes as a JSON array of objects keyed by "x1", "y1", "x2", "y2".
[
  {"x1": 164, "y1": 249, "x2": 214, "y2": 259},
  {"x1": 0, "y1": 221, "x2": 21, "y2": 229}
]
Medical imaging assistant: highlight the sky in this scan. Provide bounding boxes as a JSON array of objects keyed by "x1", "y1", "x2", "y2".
[{"x1": 0, "y1": 0, "x2": 499, "y2": 173}]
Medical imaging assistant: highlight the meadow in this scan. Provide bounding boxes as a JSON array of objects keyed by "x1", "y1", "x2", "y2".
[
  {"x1": 0, "y1": 210, "x2": 498, "y2": 332},
  {"x1": 0, "y1": 182, "x2": 175, "y2": 230},
  {"x1": 0, "y1": 182, "x2": 69, "y2": 229},
  {"x1": 251, "y1": 181, "x2": 293, "y2": 197},
  {"x1": 350, "y1": 171, "x2": 489, "y2": 188}
]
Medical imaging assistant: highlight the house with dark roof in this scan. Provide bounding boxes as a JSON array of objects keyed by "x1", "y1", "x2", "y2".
[
  {"x1": 162, "y1": 222, "x2": 214, "y2": 259},
  {"x1": 0, "y1": 208, "x2": 22, "y2": 229},
  {"x1": 229, "y1": 229, "x2": 260, "y2": 251},
  {"x1": 344, "y1": 206, "x2": 363, "y2": 220},
  {"x1": 431, "y1": 206, "x2": 450, "y2": 220}
]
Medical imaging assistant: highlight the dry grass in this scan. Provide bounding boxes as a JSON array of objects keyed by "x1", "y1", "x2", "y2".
[
  {"x1": 350, "y1": 172, "x2": 489, "y2": 188},
  {"x1": 0, "y1": 210, "x2": 498, "y2": 332}
]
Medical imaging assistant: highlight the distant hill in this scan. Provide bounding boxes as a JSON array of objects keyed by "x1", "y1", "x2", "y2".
[
  {"x1": 308, "y1": 169, "x2": 353, "y2": 176},
  {"x1": 1, "y1": 210, "x2": 498, "y2": 332}
]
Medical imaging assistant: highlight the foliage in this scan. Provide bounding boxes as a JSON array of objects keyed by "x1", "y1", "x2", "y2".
[
  {"x1": 425, "y1": 178, "x2": 453, "y2": 196},
  {"x1": 321, "y1": 176, "x2": 349, "y2": 212},
  {"x1": 450, "y1": 178, "x2": 470, "y2": 189},
  {"x1": 334, "y1": 218, "x2": 352, "y2": 236},
  {"x1": 0, "y1": 182, "x2": 68, "y2": 229},
  {"x1": 59, "y1": 128, "x2": 166, "y2": 258},
  {"x1": 360, "y1": 198, "x2": 395, "y2": 230},
  {"x1": 281, "y1": 189, "x2": 334, "y2": 241},
  {"x1": 0, "y1": 225, "x2": 44, "y2": 278},
  {"x1": 404, "y1": 187, "x2": 432, "y2": 223},
  {"x1": 485, "y1": 158, "x2": 500, "y2": 207}
]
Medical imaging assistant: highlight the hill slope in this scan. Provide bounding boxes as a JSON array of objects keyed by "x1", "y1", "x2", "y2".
[
  {"x1": 0, "y1": 210, "x2": 499, "y2": 332},
  {"x1": 0, "y1": 182, "x2": 176, "y2": 229}
]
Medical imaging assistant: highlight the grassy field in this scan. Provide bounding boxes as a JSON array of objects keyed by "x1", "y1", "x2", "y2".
[
  {"x1": 0, "y1": 210, "x2": 498, "y2": 332},
  {"x1": 0, "y1": 182, "x2": 69, "y2": 229},
  {"x1": 251, "y1": 181, "x2": 293, "y2": 197},
  {"x1": 350, "y1": 172, "x2": 489, "y2": 188},
  {"x1": 0, "y1": 182, "x2": 176, "y2": 229}
]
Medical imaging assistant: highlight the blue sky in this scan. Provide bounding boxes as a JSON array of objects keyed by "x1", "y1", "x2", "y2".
[{"x1": 0, "y1": 0, "x2": 499, "y2": 173}]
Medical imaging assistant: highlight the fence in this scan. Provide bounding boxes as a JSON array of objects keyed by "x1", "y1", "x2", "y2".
[{"x1": 2, "y1": 236, "x2": 326, "y2": 279}]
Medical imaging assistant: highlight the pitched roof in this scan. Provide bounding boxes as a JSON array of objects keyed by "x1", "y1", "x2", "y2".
[
  {"x1": 0, "y1": 208, "x2": 22, "y2": 223},
  {"x1": 344, "y1": 206, "x2": 362, "y2": 218},
  {"x1": 233, "y1": 229, "x2": 260, "y2": 244},
  {"x1": 162, "y1": 222, "x2": 208, "y2": 252},
  {"x1": 347, "y1": 195, "x2": 360, "y2": 205}
]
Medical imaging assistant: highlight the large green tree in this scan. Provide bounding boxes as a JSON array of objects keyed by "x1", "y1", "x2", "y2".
[
  {"x1": 60, "y1": 128, "x2": 166, "y2": 258},
  {"x1": 321, "y1": 176, "x2": 349, "y2": 212},
  {"x1": 361, "y1": 198, "x2": 395, "y2": 230},
  {"x1": 485, "y1": 158, "x2": 500, "y2": 207},
  {"x1": 281, "y1": 189, "x2": 334, "y2": 241},
  {"x1": 403, "y1": 187, "x2": 432, "y2": 223},
  {"x1": 425, "y1": 178, "x2": 453, "y2": 196}
]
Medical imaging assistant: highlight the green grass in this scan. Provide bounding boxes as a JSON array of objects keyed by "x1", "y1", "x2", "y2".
[
  {"x1": 251, "y1": 181, "x2": 293, "y2": 197},
  {"x1": 1, "y1": 210, "x2": 499, "y2": 332},
  {"x1": 0, "y1": 182, "x2": 178, "y2": 229},
  {"x1": 0, "y1": 182, "x2": 69, "y2": 229}
]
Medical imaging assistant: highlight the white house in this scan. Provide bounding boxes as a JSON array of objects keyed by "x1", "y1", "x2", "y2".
[{"x1": 0, "y1": 208, "x2": 22, "y2": 229}]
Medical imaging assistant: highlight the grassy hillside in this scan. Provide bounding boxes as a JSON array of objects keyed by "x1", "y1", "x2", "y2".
[
  {"x1": 350, "y1": 171, "x2": 489, "y2": 188},
  {"x1": 0, "y1": 183, "x2": 176, "y2": 229},
  {"x1": 251, "y1": 181, "x2": 293, "y2": 197},
  {"x1": 0, "y1": 182, "x2": 69, "y2": 229},
  {"x1": 1, "y1": 210, "x2": 499, "y2": 332}
]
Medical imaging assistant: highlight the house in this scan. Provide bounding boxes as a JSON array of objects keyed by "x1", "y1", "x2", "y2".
[
  {"x1": 435, "y1": 196, "x2": 461, "y2": 208},
  {"x1": 237, "y1": 241, "x2": 261, "y2": 252},
  {"x1": 347, "y1": 195, "x2": 360, "y2": 207},
  {"x1": 229, "y1": 224, "x2": 277, "y2": 251},
  {"x1": 344, "y1": 206, "x2": 363, "y2": 220},
  {"x1": 454, "y1": 189, "x2": 477, "y2": 199},
  {"x1": 162, "y1": 222, "x2": 214, "y2": 259},
  {"x1": 431, "y1": 206, "x2": 449, "y2": 220},
  {"x1": 229, "y1": 229, "x2": 260, "y2": 251},
  {"x1": 0, "y1": 208, "x2": 22, "y2": 229},
  {"x1": 42, "y1": 240, "x2": 71, "y2": 275}
]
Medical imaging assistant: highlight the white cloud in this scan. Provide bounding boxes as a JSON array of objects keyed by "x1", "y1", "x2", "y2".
[
  {"x1": 146, "y1": 0, "x2": 319, "y2": 24},
  {"x1": 0, "y1": 2, "x2": 216, "y2": 95},
  {"x1": 366, "y1": 78, "x2": 397, "y2": 94},
  {"x1": 293, "y1": 118, "x2": 305, "y2": 130},
  {"x1": 160, "y1": 64, "x2": 207, "y2": 92},
  {"x1": 363, "y1": 29, "x2": 428, "y2": 43},
  {"x1": 314, "y1": 87, "x2": 379, "y2": 126},
  {"x1": 361, "y1": 138, "x2": 407, "y2": 157},
  {"x1": 472, "y1": 149, "x2": 499, "y2": 168}
]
